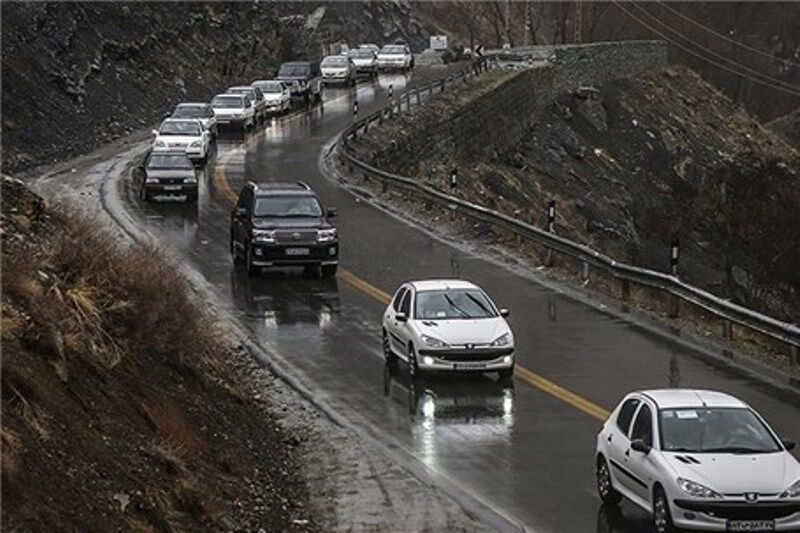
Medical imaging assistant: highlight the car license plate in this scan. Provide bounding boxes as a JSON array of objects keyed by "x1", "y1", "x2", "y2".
[
  {"x1": 726, "y1": 520, "x2": 775, "y2": 531},
  {"x1": 285, "y1": 248, "x2": 310, "y2": 256},
  {"x1": 163, "y1": 185, "x2": 182, "y2": 191},
  {"x1": 454, "y1": 362, "x2": 487, "y2": 370}
]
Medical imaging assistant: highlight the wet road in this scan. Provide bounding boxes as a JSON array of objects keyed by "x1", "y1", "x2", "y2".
[{"x1": 129, "y1": 69, "x2": 800, "y2": 531}]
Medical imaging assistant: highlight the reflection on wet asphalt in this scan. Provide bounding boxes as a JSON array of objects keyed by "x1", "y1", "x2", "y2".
[{"x1": 127, "y1": 70, "x2": 800, "y2": 532}]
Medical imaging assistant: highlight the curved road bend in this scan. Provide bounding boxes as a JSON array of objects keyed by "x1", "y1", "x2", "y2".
[{"x1": 128, "y1": 68, "x2": 800, "y2": 532}]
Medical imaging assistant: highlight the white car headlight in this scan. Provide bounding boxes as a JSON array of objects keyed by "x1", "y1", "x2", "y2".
[
  {"x1": 677, "y1": 478, "x2": 720, "y2": 499},
  {"x1": 780, "y1": 479, "x2": 800, "y2": 499},
  {"x1": 420, "y1": 334, "x2": 447, "y2": 348},
  {"x1": 317, "y1": 228, "x2": 337, "y2": 243},
  {"x1": 189, "y1": 140, "x2": 201, "y2": 147},
  {"x1": 491, "y1": 333, "x2": 512, "y2": 347},
  {"x1": 154, "y1": 139, "x2": 167, "y2": 148},
  {"x1": 252, "y1": 229, "x2": 276, "y2": 243}
]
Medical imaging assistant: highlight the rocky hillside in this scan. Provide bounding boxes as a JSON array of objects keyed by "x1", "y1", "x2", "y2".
[
  {"x1": 0, "y1": 2, "x2": 439, "y2": 173},
  {"x1": 351, "y1": 65, "x2": 800, "y2": 322},
  {"x1": 1, "y1": 177, "x2": 314, "y2": 531}
]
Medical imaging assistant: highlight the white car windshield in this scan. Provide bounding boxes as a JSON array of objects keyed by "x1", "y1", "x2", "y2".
[
  {"x1": 173, "y1": 105, "x2": 213, "y2": 118},
  {"x1": 659, "y1": 408, "x2": 781, "y2": 454},
  {"x1": 349, "y1": 50, "x2": 374, "y2": 59},
  {"x1": 278, "y1": 64, "x2": 310, "y2": 77},
  {"x1": 159, "y1": 121, "x2": 201, "y2": 135},
  {"x1": 148, "y1": 153, "x2": 193, "y2": 169},
  {"x1": 322, "y1": 56, "x2": 348, "y2": 67},
  {"x1": 227, "y1": 88, "x2": 254, "y2": 97},
  {"x1": 253, "y1": 81, "x2": 282, "y2": 93},
  {"x1": 211, "y1": 96, "x2": 243, "y2": 108},
  {"x1": 254, "y1": 196, "x2": 322, "y2": 218},
  {"x1": 415, "y1": 289, "x2": 497, "y2": 320},
  {"x1": 380, "y1": 45, "x2": 406, "y2": 54}
]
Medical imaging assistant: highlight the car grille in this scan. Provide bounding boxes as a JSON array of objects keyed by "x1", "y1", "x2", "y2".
[
  {"x1": 157, "y1": 178, "x2": 186, "y2": 184},
  {"x1": 428, "y1": 347, "x2": 512, "y2": 362},
  {"x1": 676, "y1": 500, "x2": 800, "y2": 520},
  {"x1": 274, "y1": 230, "x2": 317, "y2": 245}
]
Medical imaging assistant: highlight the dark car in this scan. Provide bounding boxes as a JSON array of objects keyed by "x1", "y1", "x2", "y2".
[
  {"x1": 139, "y1": 152, "x2": 198, "y2": 201},
  {"x1": 230, "y1": 181, "x2": 338, "y2": 276},
  {"x1": 276, "y1": 61, "x2": 322, "y2": 103}
]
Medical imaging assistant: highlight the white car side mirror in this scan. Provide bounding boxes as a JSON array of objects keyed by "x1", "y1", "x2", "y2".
[{"x1": 151, "y1": 129, "x2": 159, "y2": 136}]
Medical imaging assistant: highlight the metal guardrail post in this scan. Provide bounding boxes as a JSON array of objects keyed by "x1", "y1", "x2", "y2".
[
  {"x1": 388, "y1": 84, "x2": 393, "y2": 98},
  {"x1": 669, "y1": 240, "x2": 680, "y2": 318},
  {"x1": 544, "y1": 200, "x2": 556, "y2": 267},
  {"x1": 450, "y1": 167, "x2": 458, "y2": 189},
  {"x1": 792, "y1": 345, "x2": 799, "y2": 366}
]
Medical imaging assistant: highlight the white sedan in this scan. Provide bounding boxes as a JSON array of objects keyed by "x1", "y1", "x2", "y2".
[
  {"x1": 382, "y1": 279, "x2": 514, "y2": 379},
  {"x1": 151, "y1": 118, "x2": 209, "y2": 161},
  {"x1": 596, "y1": 389, "x2": 800, "y2": 532},
  {"x1": 251, "y1": 80, "x2": 291, "y2": 114}
]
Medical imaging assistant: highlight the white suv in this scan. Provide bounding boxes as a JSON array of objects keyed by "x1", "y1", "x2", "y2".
[
  {"x1": 151, "y1": 119, "x2": 209, "y2": 161},
  {"x1": 210, "y1": 93, "x2": 255, "y2": 131},
  {"x1": 382, "y1": 279, "x2": 514, "y2": 379},
  {"x1": 596, "y1": 389, "x2": 800, "y2": 532},
  {"x1": 377, "y1": 44, "x2": 413, "y2": 71}
]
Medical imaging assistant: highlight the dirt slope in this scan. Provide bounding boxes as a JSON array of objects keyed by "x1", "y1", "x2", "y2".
[{"x1": 0, "y1": 176, "x2": 314, "y2": 531}]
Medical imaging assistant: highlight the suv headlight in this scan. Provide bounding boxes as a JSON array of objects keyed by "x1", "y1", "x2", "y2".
[
  {"x1": 780, "y1": 479, "x2": 800, "y2": 499},
  {"x1": 189, "y1": 140, "x2": 201, "y2": 147},
  {"x1": 317, "y1": 228, "x2": 337, "y2": 243},
  {"x1": 420, "y1": 334, "x2": 447, "y2": 348},
  {"x1": 677, "y1": 478, "x2": 720, "y2": 499},
  {"x1": 491, "y1": 333, "x2": 512, "y2": 347},
  {"x1": 154, "y1": 139, "x2": 167, "y2": 148},
  {"x1": 252, "y1": 229, "x2": 276, "y2": 243}
]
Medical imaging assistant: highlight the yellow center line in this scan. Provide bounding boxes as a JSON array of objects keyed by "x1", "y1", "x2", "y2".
[{"x1": 212, "y1": 86, "x2": 610, "y2": 423}]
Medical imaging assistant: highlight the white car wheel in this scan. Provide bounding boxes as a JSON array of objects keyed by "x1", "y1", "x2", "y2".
[{"x1": 653, "y1": 487, "x2": 674, "y2": 533}]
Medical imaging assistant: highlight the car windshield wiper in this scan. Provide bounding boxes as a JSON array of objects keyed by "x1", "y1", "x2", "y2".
[
  {"x1": 465, "y1": 293, "x2": 492, "y2": 317},
  {"x1": 701, "y1": 447, "x2": 775, "y2": 454},
  {"x1": 443, "y1": 294, "x2": 471, "y2": 319}
]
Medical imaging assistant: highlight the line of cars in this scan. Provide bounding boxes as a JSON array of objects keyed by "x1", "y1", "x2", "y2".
[
  {"x1": 138, "y1": 42, "x2": 799, "y2": 532},
  {"x1": 139, "y1": 61, "x2": 321, "y2": 202},
  {"x1": 319, "y1": 42, "x2": 415, "y2": 86}
]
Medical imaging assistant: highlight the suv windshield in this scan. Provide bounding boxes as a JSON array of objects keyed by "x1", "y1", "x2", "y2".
[
  {"x1": 148, "y1": 153, "x2": 193, "y2": 169},
  {"x1": 254, "y1": 195, "x2": 322, "y2": 218},
  {"x1": 660, "y1": 408, "x2": 781, "y2": 454},
  {"x1": 211, "y1": 95, "x2": 244, "y2": 108},
  {"x1": 322, "y1": 56, "x2": 348, "y2": 67},
  {"x1": 380, "y1": 45, "x2": 405, "y2": 54},
  {"x1": 415, "y1": 289, "x2": 497, "y2": 320},
  {"x1": 159, "y1": 121, "x2": 201, "y2": 135},
  {"x1": 253, "y1": 81, "x2": 282, "y2": 93},
  {"x1": 173, "y1": 105, "x2": 212, "y2": 118},
  {"x1": 349, "y1": 50, "x2": 374, "y2": 59},
  {"x1": 278, "y1": 64, "x2": 310, "y2": 77}
]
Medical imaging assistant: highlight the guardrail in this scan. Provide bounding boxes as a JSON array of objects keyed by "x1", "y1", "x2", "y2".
[{"x1": 335, "y1": 59, "x2": 800, "y2": 363}]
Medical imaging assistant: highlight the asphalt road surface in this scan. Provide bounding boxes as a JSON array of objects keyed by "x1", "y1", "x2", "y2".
[{"x1": 127, "y1": 68, "x2": 800, "y2": 532}]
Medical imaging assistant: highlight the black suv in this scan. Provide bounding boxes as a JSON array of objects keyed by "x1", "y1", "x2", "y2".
[
  {"x1": 230, "y1": 181, "x2": 338, "y2": 277},
  {"x1": 276, "y1": 61, "x2": 323, "y2": 103}
]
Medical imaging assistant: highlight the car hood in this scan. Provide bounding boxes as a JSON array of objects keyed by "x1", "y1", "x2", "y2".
[
  {"x1": 321, "y1": 67, "x2": 347, "y2": 73},
  {"x1": 252, "y1": 217, "x2": 329, "y2": 230},
  {"x1": 378, "y1": 53, "x2": 406, "y2": 59},
  {"x1": 277, "y1": 75, "x2": 307, "y2": 82},
  {"x1": 665, "y1": 451, "x2": 799, "y2": 494},
  {"x1": 262, "y1": 94, "x2": 285, "y2": 102},
  {"x1": 413, "y1": 317, "x2": 510, "y2": 345},
  {"x1": 146, "y1": 168, "x2": 195, "y2": 179},
  {"x1": 351, "y1": 58, "x2": 375, "y2": 65}
]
